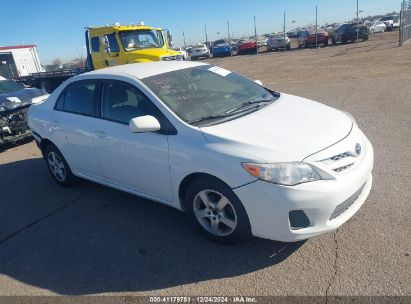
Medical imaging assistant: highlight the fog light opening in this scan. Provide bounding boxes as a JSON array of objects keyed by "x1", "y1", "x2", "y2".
[{"x1": 289, "y1": 210, "x2": 310, "y2": 230}]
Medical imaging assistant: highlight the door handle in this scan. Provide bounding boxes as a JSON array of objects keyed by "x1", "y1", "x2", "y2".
[{"x1": 95, "y1": 130, "x2": 107, "y2": 138}]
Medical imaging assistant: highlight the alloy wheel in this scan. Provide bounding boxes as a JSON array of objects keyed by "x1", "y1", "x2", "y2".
[
  {"x1": 193, "y1": 190, "x2": 238, "y2": 236},
  {"x1": 47, "y1": 152, "x2": 66, "y2": 182}
]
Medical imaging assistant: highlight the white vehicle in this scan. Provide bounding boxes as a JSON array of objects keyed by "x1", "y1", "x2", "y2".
[
  {"x1": 172, "y1": 47, "x2": 188, "y2": 60},
  {"x1": 28, "y1": 62, "x2": 374, "y2": 244},
  {"x1": 369, "y1": 21, "x2": 386, "y2": 34},
  {"x1": 267, "y1": 33, "x2": 291, "y2": 51},
  {"x1": 189, "y1": 43, "x2": 210, "y2": 60},
  {"x1": 380, "y1": 16, "x2": 398, "y2": 31}
]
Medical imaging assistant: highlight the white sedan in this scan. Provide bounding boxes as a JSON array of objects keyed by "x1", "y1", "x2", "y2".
[
  {"x1": 28, "y1": 62, "x2": 373, "y2": 244},
  {"x1": 370, "y1": 21, "x2": 386, "y2": 34}
]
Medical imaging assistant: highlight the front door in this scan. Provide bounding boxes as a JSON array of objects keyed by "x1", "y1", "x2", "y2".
[{"x1": 93, "y1": 80, "x2": 172, "y2": 201}]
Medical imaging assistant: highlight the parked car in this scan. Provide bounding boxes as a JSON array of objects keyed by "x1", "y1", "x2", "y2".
[
  {"x1": 189, "y1": 43, "x2": 210, "y2": 60},
  {"x1": 298, "y1": 29, "x2": 329, "y2": 48},
  {"x1": 380, "y1": 16, "x2": 397, "y2": 31},
  {"x1": 212, "y1": 39, "x2": 231, "y2": 57},
  {"x1": 332, "y1": 23, "x2": 369, "y2": 44},
  {"x1": 369, "y1": 21, "x2": 386, "y2": 34},
  {"x1": 237, "y1": 39, "x2": 257, "y2": 55},
  {"x1": 0, "y1": 76, "x2": 48, "y2": 145},
  {"x1": 267, "y1": 33, "x2": 291, "y2": 51},
  {"x1": 28, "y1": 61, "x2": 374, "y2": 244},
  {"x1": 172, "y1": 47, "x2": 189, "y2": 60}
]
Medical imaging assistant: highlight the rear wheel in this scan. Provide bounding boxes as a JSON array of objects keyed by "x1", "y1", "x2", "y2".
[
  {"x1": 185, "y1": 176, "x2": 251, "y2": 244},
  {"x1": 44, "y1": 144, "x2": 76, "y2": 187},
  {"x1": 324, "y1": 40, "x2": 329, "y2": 46}
]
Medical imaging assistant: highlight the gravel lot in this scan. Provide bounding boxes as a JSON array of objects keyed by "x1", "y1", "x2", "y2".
[{"x1": 0, "y1": 31, "x2": 410, "y2": 297}]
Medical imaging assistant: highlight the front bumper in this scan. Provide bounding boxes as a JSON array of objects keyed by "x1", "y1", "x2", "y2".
[
  {"x1": 233, "y1": 131, "x2": 374, "y2": 242},
  {"x1": 0, "y1": 106, "x2": 32, "y2": 145}
]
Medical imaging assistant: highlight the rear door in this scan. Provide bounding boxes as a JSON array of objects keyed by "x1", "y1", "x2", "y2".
[
  {"x1": 93, "y1": 79, "x2": 172, "y2": 201},
  {"x1": 52, "y1": 80, "x2": 103, "y2": 179}
]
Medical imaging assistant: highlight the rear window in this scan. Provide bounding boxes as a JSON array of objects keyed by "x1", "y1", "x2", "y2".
[
  {"x1": 90, "y1": 36, "x2": 100, "y2": 52},
  {"x1": 213, "y1": 40, "x2": 226, "y2": 46}
]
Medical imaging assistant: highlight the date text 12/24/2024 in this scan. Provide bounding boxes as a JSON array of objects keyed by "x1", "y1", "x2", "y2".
[{"x1": 149, "y1": 296, "x2": 258, "y2": 303}]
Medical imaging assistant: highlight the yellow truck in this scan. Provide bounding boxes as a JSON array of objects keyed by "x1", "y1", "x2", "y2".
[
  {"x1": 85, "y1": 22, "x2": 183, "y2": 70},
  {"x1": 20, "y1": 23, "x2": 183, "y2": 92}
]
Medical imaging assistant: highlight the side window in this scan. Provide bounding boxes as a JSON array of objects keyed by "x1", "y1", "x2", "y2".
[
  {"x1": 91, "y1": 36, "x2": 100, "y2": 52},
  {"x1": 101, "y1": 82, "x2": 158, "y2": 124},
  {"x1": 103, "y1": 33, "x2": 120, "y2": 53},
  {"x1": 63, "y1": 82, "x2": 96, "y2": 116},
  {"x1": 54, "y1": 92, "x2": 65, "y2": 111}
]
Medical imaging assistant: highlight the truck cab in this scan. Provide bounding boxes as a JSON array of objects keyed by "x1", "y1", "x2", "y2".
[{"x1": 86, "y1": 23, "x2": 182, "y2": 70}]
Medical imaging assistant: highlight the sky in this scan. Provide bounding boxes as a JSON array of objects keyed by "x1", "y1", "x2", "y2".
[{"x1": 0, "y1": 0, "x2": 400, "y2": 64}]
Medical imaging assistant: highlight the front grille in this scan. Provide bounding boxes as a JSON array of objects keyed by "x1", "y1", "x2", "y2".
[
  {"x1": 0, "y1": 106, "x2": 30, "y2": 134},
  {"x1": 322, "y1": 151, "x2": 351, "y2": 164},
  {"x1": 161, "y1": 55, "x2": 183, "y2": 61},
  {"x1": 333, "y1": 163, "x2": 354, "y2": 173},
  {"x1": 329, "y1": 183, "x2": 365, "y2": 220}
]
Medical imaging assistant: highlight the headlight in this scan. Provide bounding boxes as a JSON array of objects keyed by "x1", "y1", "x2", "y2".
[
  {"x1": 32, "y1": 94, "x2": 49, "y2": 104},
  {"x1": 242, "y1": 162, "x2": 322, "y2": 186}
]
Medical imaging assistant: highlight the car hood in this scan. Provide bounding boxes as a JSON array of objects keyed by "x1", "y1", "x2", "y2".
[
  {"x1": 0, "y1": 88, "x2": 46, "y2": 112},
  {"x1": 200, "y1": 93, "x2": 353, "y2": 162}
]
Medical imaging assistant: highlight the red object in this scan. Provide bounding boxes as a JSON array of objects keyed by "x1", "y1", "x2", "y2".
[
  {"x1": 238, "y1": 40, "x2": 257, "y2": 53},
  {"x1": 0, "y1": 45, "x2": 37, "y2": 51},
  {"x1": 306, "y1": 32, "x2": 328, "y2": 43}
]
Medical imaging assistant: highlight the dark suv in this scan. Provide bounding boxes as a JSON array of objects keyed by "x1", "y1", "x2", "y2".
[{"x1": 332, "y1": 23, "x2": 369, "y2": 44}]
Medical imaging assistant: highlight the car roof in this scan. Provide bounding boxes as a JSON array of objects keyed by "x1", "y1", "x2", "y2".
[{"x1": 84, "y1": 61, "x2": 209, "y2": 79}]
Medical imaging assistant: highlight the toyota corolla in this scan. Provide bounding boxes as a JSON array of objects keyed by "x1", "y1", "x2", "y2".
[{"x1": 28, "y1": 62, "x2": 373, "y2": 244}]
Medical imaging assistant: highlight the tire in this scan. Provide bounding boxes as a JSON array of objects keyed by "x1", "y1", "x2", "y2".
[
  {"x1": 324, "y1": 40, "x2": 329, "y2": 47},
  {"x1": 304, "y1": 41, "x2": 309, "y2": 48},
  {"x1": 287, "y1": 43, "x2": 291, "y2": 50},
  {"x1": 44, "y1": 144, "x2": 76, "y2": 187},
  {"x1": 184, "y1": 176, "x2": 251, "y2": 244},
  {"x1": 332, "y1": 38, "x2": 337, "y2": 45}
]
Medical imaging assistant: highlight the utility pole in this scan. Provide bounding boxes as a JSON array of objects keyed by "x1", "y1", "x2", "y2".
[
  {"x1": 254, "y1": 16, "x2": 258, "y2": 54},
  {"x1": 205, "y1": 25, "x2": 208, "y2": 46},
  {"x1": 283, "y1": 11, "x2": 286, "y2": 50},
  {"x1": 227, "y1": 20, "x2": 232, "y2": 56},
  {"x1": 315, "y1": 5, "x2": 318, "y2": 48},
  {"x1": 356, "y1": 0, "x2": 359, "y2": 42},
  {"x1": 182, "y1": 30, "x2": 186, "y2": 48}
]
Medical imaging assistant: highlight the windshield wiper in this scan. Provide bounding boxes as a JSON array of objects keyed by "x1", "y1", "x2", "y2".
[{"x1": 225, "y1": 97, "x2": 275, "y2": 115}]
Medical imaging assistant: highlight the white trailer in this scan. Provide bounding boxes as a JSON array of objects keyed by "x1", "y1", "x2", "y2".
[{"x1": 0, "y1": 45, "x2": 45, "y2": 78}]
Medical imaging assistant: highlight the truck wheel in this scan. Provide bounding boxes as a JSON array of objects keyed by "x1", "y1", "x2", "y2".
[{"x1": 324, "y1": 40, "x2": 329, "y2": 46}]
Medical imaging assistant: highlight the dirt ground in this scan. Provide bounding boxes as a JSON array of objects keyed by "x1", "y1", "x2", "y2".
[{"x1": 0, "y1": 31, "x2": 410, "y2": 298}]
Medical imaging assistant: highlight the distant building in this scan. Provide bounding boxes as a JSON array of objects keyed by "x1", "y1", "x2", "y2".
[{"x1": 0, "y1": 45, "x2": 45, "y2": 79}]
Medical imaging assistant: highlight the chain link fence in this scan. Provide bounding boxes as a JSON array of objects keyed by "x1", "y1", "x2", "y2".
[{"x1": 399, "y1": 0, "x2": 411, "y2": 45}]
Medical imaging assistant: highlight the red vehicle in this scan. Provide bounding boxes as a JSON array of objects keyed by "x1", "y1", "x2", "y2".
[
  {"x1": 298, "y1": 29, "x2": 329, "y2": 48},
  {"x1": 237, "y1": 39, "x2": 257, "y2": 55}
]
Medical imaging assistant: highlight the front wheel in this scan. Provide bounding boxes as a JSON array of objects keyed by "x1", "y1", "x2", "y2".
[{"x1": 185, "y1": 176, "x2": 251, "y2": 244}]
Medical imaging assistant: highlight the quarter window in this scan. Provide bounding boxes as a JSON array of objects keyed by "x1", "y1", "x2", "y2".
[
  {"x1": 101, "y1": 82, "x2": 157, "y2": 124},
  {"x1": 60, "y1": 82, "x2": 96, "y2": 116}
]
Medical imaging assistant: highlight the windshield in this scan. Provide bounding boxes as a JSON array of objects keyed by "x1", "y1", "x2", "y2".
[
  {"x1": 142, "y1": 65, "x2": 278, "y2": 125},
  {"x1": 119, "y1": 30, "x2": 163, "y2": 51},
  {"x1": 380, "y1": 16, "x2": 393, "y2": 21},
  {"x1": 0, "y1": 80, "x2": 24, "y2": 95}
]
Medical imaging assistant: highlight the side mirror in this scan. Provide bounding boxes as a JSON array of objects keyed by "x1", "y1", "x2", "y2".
[
  {"x1": 254, "y1": 80, "x2": 263, "y2": 86},
  {"x1": 129, "y1": 115, "x2": 161, "y2": 133}
]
